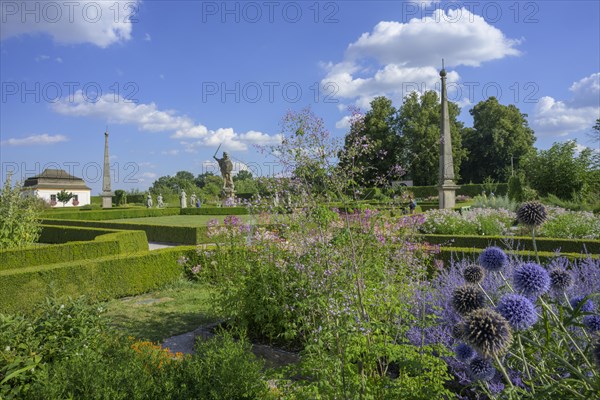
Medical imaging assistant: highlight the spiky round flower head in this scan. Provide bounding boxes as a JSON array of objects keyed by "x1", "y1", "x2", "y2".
[
  {"x1": 478, "y1": 247, "x2": 508, "y2": 272},
  {"x1": 549, "y1": 269, "x2": 573, "y2": 292},
  {"x1": 464, "y1": 308, "x2": 513, "y2": 357},
  {"x1": 455, "y1": 342, "x2": 475, "y2": 362},
  {"x1": 464, "y1": 264, "x2": 485, "y2": 284},
  {"x1": 451, "y1": 322, "x2": 466, "y2": 340},
  {"x1": 583, "y1": 315, "x2": 600, "y2": 333},
  {"x1": 570, "y1": 296, "x2": 595, "y2": 313},
  {"x1": 469, "y1": 357, "x2": 496, "y2": 381},
  {"x1": 496, "y1": 294, "x2": 538, "y2": 331},
  {"x1": 513, "y1": 262, "x2": 550, "y2": 298},
  {"x1": 452, "y1": 285, "x2": 486, "y2": 316},
  {"x1": 516, "y1": 201, "x2": 547, "y2": 227}
]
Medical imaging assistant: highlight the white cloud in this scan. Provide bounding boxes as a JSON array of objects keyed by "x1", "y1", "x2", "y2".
[
  {"x1": 346, "y1": 10, "x2": 520, "y2": 67},
  {"x1": 335, "y1": 115, "x2": 352, "y2": 130},
  {"x1": 533, "y1": 73, "x2": 600, "y2": 137},
  {"x1": 51, "y1": 90, "x2": 281, "y2": 151},
  {"x1": 55, "y1": 57, "x2": 63, "y2": 63},
  {"x1": 569, "y1": 72, "x2": 600, "y2": 107},
  {"x1": 34, "y1": 54, "x2": 50, "y2": 62},
  {"x1": 139, "y1": 172, "x2": 157, "y2": 179},
  {"x1": 1, "y1": 133, "x2": 68, "y2": 146},
  {"x1": 144, "y1": 33, "x2": 151, "y2": 41},
  {"x1": 161, "y1": 150, "x2": 179, "y2": 156},
  {"x1": 1, "y1": 1, "x2": 139, "y2": 48},
  {"x1": 322, "y1": 7, "x2": 520, "y2": 108}
]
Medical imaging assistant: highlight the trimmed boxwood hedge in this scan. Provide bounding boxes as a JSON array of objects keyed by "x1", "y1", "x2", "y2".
[
  {"x1": 0, "y1": 246, "x2": 193, "y2": 314},
  {"x1": 408, "y1": 183, "x2": 508, "y2": 198},
  {"x1": 180, "y1": 207, "x2": 249, "y2": 215},
  {"x1": 42, "y1": 207, "x2": 180, "y2": 220},
  {"x1": 422, "y1": 234, "x2": 600, "y2": 254},
  {"x1": 437, "y1": 246, "x2": 598, "y2": 266},
  {"x1": 1, "y1": 226, "x2": 148, "y2": 271},
  {"x1": 39, "y1": 224, "x2": 117, "y2": 243},
  {"x1": 42, "y1": 219, "x2": 208, "y2": 245}
]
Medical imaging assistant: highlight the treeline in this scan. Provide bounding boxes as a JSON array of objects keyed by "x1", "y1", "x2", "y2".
[{"x1": 339, "y1": 95, "x2": 598, "y2": 203}]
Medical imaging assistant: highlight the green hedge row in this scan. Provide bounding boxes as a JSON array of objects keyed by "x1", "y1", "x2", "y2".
[
  {"x1": 422, "y1": 234, "x2": 600, "y2": 254},
  {"x1": 437, "y1": 246, "x2": 598, "y2": 266},
  {"x1": 41, "y1": 208, "x2": 180, "y2": 220},
  {"x1": 40, "y1": 224, "x2": 148, "y2": 253},
  {"x1": 42, "y1": 219, "x2": 207, "y2": 245},
  {"x1": 0, "y1": 246, "x2": 193, "y2": 314},
  {"x1": 39, "y1": 225, "x2": 115, "y2": 243},
  {"x1": 407, "y1": 183, "x2": 509, "y2": 198},
  {"x1": 1, "y1": 226, "x2": 148, "y2": 271},
  {"x1": 180, "y1": 207, "x2": 249, "y2": 215}
]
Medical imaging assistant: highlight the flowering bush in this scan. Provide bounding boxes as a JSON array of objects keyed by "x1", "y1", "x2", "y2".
[
  {"x1": 538, "y1": 207, "x2": 600, "y2": 239},
  {"x1": 420, "y1": 208, "x2": 515, "y2": 236}
]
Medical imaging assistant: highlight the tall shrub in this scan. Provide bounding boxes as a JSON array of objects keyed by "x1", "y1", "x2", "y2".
[{"x1": 0, "y1": 175, "x2": 42, "y2": 249}]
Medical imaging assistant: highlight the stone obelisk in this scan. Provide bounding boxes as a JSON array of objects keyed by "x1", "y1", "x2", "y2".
[
  {"x1": 101, "y1": 130, "x2": 113, "y2": 208},
  {"x1": 438, "y1": 63, "x2": 460, "y2": 209}
]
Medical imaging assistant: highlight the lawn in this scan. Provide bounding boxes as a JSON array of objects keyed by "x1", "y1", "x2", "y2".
[
  {"x1": 104, "y1": 214, "x2": 253, "y2": 227},
  {"x1": 102, "y1": 279, "x2": 220, "y2": 342}
]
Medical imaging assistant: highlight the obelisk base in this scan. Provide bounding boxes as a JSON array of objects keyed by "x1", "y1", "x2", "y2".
[
  {"x1": 438, "y1": 182, "x2": 460, "y2": 209},
  {"x1": 101, "y1": 192, "x2": 113, "y2": 208}
]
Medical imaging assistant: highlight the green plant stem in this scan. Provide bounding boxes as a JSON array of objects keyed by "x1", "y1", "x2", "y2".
[
  {"x1": 563, "y1": 292, "x2": 591, "y2": 340},
  {"x1": 531, "y1": 226, "x2": 540, "y2": 265},
  {"x1": 498, "y1": 271, "x2": 515, "y2": 293},
  {"x1": 493, "y1": 353, "x2": 514, "y2": 389},
  {"x1": 520, "y1": 336, "x2": 591, "y2": 385},
  {"x1": 478, "y1": 283, "x2": 496, "y2": 306},
  {"x1": 516, "y1": 335, "x2": 534, "y2": 394},
  {"x1": 538, "y1": 296, "x2": 596, "y2": 373}
]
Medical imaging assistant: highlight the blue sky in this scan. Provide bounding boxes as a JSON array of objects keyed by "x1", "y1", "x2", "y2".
[{"x1": 1, "y1": 0, "x2": 599, "y2": 193}]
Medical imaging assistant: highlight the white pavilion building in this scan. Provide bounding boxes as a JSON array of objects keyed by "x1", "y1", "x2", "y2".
[{"x1": 22, "y1": 169, "x2": 91, "y2": 207}]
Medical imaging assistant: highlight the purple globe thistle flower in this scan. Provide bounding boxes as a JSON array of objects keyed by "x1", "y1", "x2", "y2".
[
  {"x1": 583, "y1": 315, "x2": 600, "y2": 333},
  {"x1": 469, "y1": 357, "x2": 496, "y2": 381},
  {"x1": 513, "y1": 262, "x2": 550, "y2": 298},
  {"x1": 464, "y1": 264, "x2": 485, "y2": 284},
  {"x1": 451, "y1": 285, "x2": 486, "y2": 316},
  {"x1": 570, "y1": 296, "x2": 595, "y2": 313},
  {"x1": 464, "y1": 308, "x2": 513, "y2": 357},
  {"x1": 516, "y1": 201, "x2": 547, "y2": 227},
  {"x1": 549, "y1": 269, "x2": 573, "y2": 292},
  {"x1": 478, "y1": 247, "x2": 508, "y2": 272},
  {"x1": 496, "y1": 294, "x2": 538, "y2": 331},
  {"x1": 455, "y1": 342, "x2": 475, "y2": 362}
]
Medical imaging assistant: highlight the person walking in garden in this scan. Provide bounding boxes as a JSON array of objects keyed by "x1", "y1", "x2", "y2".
[{"x1": 409, "y1": 196, "x2": 417, "y2": 214}]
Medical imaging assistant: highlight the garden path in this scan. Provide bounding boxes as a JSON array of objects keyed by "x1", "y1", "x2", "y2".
[
  {"x1": 148, "y1": 242, "x2": 179, "y2": 250},
  {"x1": 161, "y1": 323, "x2": 300, "y2": 368}
]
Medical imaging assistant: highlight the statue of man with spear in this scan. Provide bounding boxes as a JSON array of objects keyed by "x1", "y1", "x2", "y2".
[{"x1": 213, "y1": 144, "x2": 234, "y2": 190}]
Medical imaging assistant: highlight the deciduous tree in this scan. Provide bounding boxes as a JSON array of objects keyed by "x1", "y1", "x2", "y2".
[
  {"x1": 461, "y1": 97, "x2": 535, "y2": 183},
  {"x1": 396, "y1": 91, "x2": 466, "y2": 186}
]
